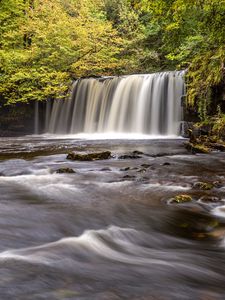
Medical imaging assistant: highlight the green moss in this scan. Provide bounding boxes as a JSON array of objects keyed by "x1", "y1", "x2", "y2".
[
  {"x1": 171, "y1": 194, "x2": 192, "y2": 203},
  {"x1": 185, "y1": 142, "x2": 210, "y2": 154},
  {"x1": 193, "y1": 181, "x2": 214, "y2": 190}
]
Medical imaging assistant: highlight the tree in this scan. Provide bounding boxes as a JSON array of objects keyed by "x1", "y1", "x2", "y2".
[{"x1": 0, "y1": 0, "x2": 124, "y2": 104}]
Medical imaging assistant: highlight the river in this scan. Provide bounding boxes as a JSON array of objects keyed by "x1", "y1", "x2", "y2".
[{"x1": 0, "y1": 136, "x2": 225, "y2": 300}]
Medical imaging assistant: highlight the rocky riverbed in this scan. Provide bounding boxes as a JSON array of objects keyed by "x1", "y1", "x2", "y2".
[{"x1": 0, "y1": 136, "x2": 225, "y2": 300}]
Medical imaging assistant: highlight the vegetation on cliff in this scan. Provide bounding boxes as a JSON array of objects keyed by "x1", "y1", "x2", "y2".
[{"x1": 0, "y1": 0, "x2": 225, "y2": 127}]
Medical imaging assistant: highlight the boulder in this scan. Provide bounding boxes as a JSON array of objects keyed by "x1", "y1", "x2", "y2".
[
  {"x1": 56, "y1": 168, "x2": 75, "y2": 174},
  {"x1": 209, "y1": 143, "x2": 225, "y2": 151},
  {"x1": 170, "y1": 194, "x2": 193, "y2": 204},
  {"x1": 67, "y1": 151, "x2": 111, "y2": 161},
  {"x1": 192, "y1": 181, "x2": 214, "y2": 190},
  {"x1": 184, "y1": 142, "x2": 210, "y2": 154}
]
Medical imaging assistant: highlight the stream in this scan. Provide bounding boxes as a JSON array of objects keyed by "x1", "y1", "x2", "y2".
[{"x1": 0, "y1": 136, "x2": 225, "y2": 300}]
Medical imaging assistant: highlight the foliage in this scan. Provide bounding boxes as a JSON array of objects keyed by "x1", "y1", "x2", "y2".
[
  {"x1": 137, "y1": 0, "x2": 225, "y2": 119},
  {"x1": 0, "y1": 0, "x2": 124, "y2": 103},
  {"x1": 0, "y1": 0, "x2": 225, "y2": 122}
]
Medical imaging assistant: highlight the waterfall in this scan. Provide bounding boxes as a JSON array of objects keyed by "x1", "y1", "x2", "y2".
[
  {"x1": 44, "y1": 71, "x2": 185, "y2": 136},
  {"x1": 34, "y1": 101, "x2": 39, "y2": 134}
]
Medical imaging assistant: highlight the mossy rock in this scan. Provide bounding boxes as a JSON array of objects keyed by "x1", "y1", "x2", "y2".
[
  {"x1": 193, "y1": 181, "x2": 214, "y2": 190},
  {"x1": 56, "y1": 168, "x2": 75, "y2": 174},
  {"x1": 185, "y1": 142, "x2": 210, "y2": 154},
  {"x1": 209, "y1": 142, "x2": 225, "y2": 151},
  {"x1": 171, "y1": 194, "x2": 193, "y2": 204},
  {"x1": 67, "y1": 151, "x2": 111, "y2": 161}
]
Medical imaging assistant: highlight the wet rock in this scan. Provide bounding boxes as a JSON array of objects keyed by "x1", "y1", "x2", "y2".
[
  {"x1": 118, "y1": 154, "x2": 141, "y2": 159},
  {"x1": 100, "y1": 167, "x2": 111, "y2": 171},
  {"x1": 120, "y1": 167, "x2": 130, "y2": 171},
  {"x1": 67, "y1": 151, "x2": 111, "y2": 161},
  {"x1": 170, "y1": 194, "x2": 193, "y2": 204},
  {"x1": 198, "y1": 196, "x2": 221, "y2": 203},
  {"x1": 137, "y1": 168, "x2": 146, "y2": 173},
  {"x1": 192, "y1": 181, "x2": 214, "y2": 190},
  {"x1": 184, "y1": 142, "x2": 210, "y2": 154},
  {"x1": 163, "y1": 162, "x2": 171, "y2": 166},
  {"x1": 209, "y1": 143, "x2": 225, "y2": 151},
  {"x1": 213, "y1": 180, "x2": 223, "y2": 188},
  {"x1": 132, "y1": 150, "x2": 144, "y2": 155},
  {"x1": 56, "y1": 168, "x2": 75, "y2": 174},
  {"x1": 141, "y1": 164, "x2": 151, "y2": 168},
  {"x1": 122, "y1": 175, "x2": 135, "y2": 180}
]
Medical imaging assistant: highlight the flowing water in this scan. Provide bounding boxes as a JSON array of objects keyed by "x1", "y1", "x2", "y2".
[
  {"x1": 0, "y1": 136, "x2": 225, "y2": 300},
  {"x1": 41, "y1": 72, "x2": 185, "y2": 136},
  {"x1": 1, "y1": 72, "x2": 225, "y2": 299}
]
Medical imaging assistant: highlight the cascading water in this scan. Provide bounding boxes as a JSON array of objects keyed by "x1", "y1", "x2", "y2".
[{"x1": 44, "y1": 71, "x2": 185, "y2": 137}]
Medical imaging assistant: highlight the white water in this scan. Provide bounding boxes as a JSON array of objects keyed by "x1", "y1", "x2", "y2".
[{"x1": 42, "y1": 72, "x2": 185, "y2": 136}]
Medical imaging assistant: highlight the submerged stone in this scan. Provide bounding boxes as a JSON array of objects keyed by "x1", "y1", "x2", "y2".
[
  {"x1": 141, "y1": 164, "x2": 151, "y2": 168},
  {"x1": 163, "y1": 162, "x2": 171, "y2": 166},
  {"x1": 132, "y1": 150, "x2": 144, "y2": 155},
  {"x1": 100, "y1": 167, "x2": 111, "y2": 171},
  {"x1": 56, "y1": 168, "x2": 75, "y2": 174},
  {"x1": 120, "y1": 167, "x2": 130, "y2": 171},
  {"x1": 137, "y1": 168, "x2": 146, "y2": 173},
  {"x1": 118, "y1": 154, "x2": 141, "y2": 159},
  {"x1": 122, "y1": 175, "x2": 135, "y2": 180},
  {"x1": 198, "y1": 196, "x2": 221, "y2": 203},
  {"x1": 67, "y1": 151, "x2": 111, "y2": 161},
  {"x1": 213, "y1": 181, "x2": 223, "y2": 188}
]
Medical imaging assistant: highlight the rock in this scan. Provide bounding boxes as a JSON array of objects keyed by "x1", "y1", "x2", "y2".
[
  {"x1": 192, "y1": 181, "x2": 214, "y2": 190},
  {"x1": 184, "y1": 142, "x2": 210, "y2": 154},
  {"x1": 209, "y1": 143, "x2": 225, "y2": 151},
  {"x1": 118, "y1": 154, "x2": 141, "y2": 159},
  {"x1": 120, "y1": 167, "x2": 130, "y2": 171},
  {"x1": 122, "y1": 175, "x2": 135, "y2": 179},
  {"x1": 132, "y1": 150, "x2": 144, "y2": 155},
  {"x1": 213, "y1": 181, "x2": 223, "y2": 188},
  {"x1": 137, "y1": 168, "x2": 146, "y2": 173},
  {"x1": 100, "y1": 167, "x2": 111, "y2": 171},
  {"x1": 170, "y1": 194, "x2": 192, "y2": 204},
  {"x1": 198, "y1": 196, "x2": 221, "y2": 203},
  {"x1": 141, "y1": 164, "x2": 151, "y2": 168},
  {"x1": 67, "y1": 151, "x2": 111, "y2": 161},
  {"x1": 180, "y1": 121, "x2": 194, "y2": 138},
  {"x1": 56, "y1": 168, "x2": 75, "y2": 174},
  {"x1": 163, "y1": 162, "x2": 171, "y2": 166}
]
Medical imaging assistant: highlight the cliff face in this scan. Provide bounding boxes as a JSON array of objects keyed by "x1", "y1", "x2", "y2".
[{"x1": 0, "y1": 103, "x2": 35, "y2": 137}]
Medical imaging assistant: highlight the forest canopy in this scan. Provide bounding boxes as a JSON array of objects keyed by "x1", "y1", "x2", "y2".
[{"x1": 0, "y1": 0, "x2": 225, "y2": 119}]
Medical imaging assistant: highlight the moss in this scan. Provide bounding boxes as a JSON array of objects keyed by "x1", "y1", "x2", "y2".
[
  {"x1": 193, "y1": 181, "x2": 214, "y2": 190},
  {"x1": 171, "y1": 194, "x2": 192, "y2": 204},
  {"x1": 67, "y1": 151, "x2": 111, "y2": 161},
  {"x1": 185, "y1": 142, "x2": 210, "y2": 154}
]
